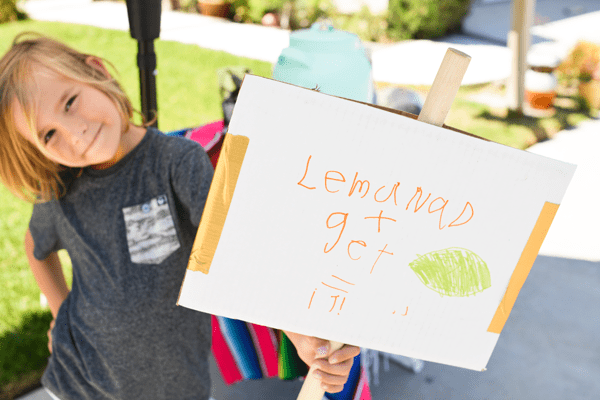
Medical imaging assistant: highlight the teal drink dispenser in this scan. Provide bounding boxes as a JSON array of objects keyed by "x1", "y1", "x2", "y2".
[{"x1": 273, "y1": 22, "x2": 374, "y2": 103}]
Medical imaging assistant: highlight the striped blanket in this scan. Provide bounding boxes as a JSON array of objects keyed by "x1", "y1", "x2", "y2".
[{"x1": 212, "y1": 315, "x2": 372, "y2": 400}]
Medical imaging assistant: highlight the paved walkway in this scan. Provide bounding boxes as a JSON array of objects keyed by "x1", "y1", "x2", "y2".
[{"x1": 15, "y1": 0, "x2": 600, "y2": 399}]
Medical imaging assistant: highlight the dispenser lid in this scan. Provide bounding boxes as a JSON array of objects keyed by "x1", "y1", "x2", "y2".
[{"x1": 290, "y1": 21, "x2": 361, "y2": 52}]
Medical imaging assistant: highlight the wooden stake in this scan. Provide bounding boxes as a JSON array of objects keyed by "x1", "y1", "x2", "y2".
[
  {"x1": 417, "y1": 48, "x2": 471, "y2": 127},
  {"x1": 296, "y1": 341, "x2": 344, "y2": 400},
  {"x1": 297, "y1": 47, "x2": 470, "y2": 400}
]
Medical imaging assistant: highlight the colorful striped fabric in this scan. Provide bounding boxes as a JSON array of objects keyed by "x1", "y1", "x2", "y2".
[
  {"x1": 353, "y1": 368, "x2": 373, "y2": 400},
  {"x1": 211, "y1": 316, "x2": 372, "y2": 400},
  {"x1": 217, "y1": 317, "x2": 263, "y2": 380},
  {"x1": 210, "y1": 315, "x2": 242, "y2": 384},
  {"x1": 246, "y1": 323, "x2": 279, "y2": 378},
  {"x1": 277, "y1": 329, "x2": 309, "y2": 380}
]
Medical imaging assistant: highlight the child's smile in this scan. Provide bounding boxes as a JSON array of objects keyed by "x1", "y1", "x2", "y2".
[{"x1": 12, "y1": 63, "x2": 145, "y2": 169}]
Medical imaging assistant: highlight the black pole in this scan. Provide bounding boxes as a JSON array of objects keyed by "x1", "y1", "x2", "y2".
[
  {"x1": 137, "y1": 40, "x2": 158, "y2": 127},
  {"x1": 125, "y1": 0, "x2": 161, "y2": 128}
]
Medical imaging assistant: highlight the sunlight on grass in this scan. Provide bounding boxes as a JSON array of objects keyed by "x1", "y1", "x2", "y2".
[
  {"x1": 0, "y1": 184, "x2": 35, "y2": 332},
  {"x1": 446, "y1": 98, "x2": 537, "y2": 149},
  {"x1": 396, "y1": 83, "x2": 593, "y2": 150}
]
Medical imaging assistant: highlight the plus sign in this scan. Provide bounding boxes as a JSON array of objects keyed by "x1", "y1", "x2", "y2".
[{"x1": 364, "y1": 210, "x2": 396, "y2": 233}]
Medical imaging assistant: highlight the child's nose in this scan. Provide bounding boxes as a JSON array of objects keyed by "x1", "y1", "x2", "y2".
[{"x1": 66, "y1": 120, "x2": 88, "y2": 145}]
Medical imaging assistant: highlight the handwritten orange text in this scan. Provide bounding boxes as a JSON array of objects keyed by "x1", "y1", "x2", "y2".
[
  {"x1": 297, "y1": 155, "x2": 474, "y2": 230},
  {"x1": 299, "y1": 154, "x2": 474, "y2": 318}
]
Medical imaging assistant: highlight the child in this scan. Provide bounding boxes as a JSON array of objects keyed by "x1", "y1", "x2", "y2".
[{"x1": 0, "y1": 32, "x2": 360, "y2": 399}]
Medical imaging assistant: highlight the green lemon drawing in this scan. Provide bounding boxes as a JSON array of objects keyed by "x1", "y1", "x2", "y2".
[{"x1": 409, "y1": 248, "x2": 491, "y2": 297}]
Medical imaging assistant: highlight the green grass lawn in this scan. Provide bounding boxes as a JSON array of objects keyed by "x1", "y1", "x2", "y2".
[
  {"x1": 393, "y1": 82, "x2": 593, "y2": 150},
  {"x1": 447, "y1": 84, "x2": 592, "y2": 149}
]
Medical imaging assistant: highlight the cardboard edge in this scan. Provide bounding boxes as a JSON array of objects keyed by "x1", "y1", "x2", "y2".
[
  {"x1": 247, "y1": 74, "x2": 489, "y2": 142},
  {"x1": 185, "y1": 133, "x2": 250, "y2": 274},
  {"x1": 364, "y1": 102, "x2": 490, "y2": 142},
  {"x1": 487, "y1": 201, "x2": 560, "y2": 334}
]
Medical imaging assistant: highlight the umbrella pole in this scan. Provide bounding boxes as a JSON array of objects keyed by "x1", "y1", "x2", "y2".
[{"x1": 137, "y1": 40, "x2": 158, "y2": 128}]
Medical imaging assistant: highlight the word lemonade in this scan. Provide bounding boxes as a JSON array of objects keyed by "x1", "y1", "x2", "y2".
[{"x1": 297, "y1": 154, "x2": 491, "y2": 316}]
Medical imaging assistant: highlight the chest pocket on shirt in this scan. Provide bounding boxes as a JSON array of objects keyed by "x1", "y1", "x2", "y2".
[{"x1": 123, "y1": 195, "x2": 180, "y2": 264}]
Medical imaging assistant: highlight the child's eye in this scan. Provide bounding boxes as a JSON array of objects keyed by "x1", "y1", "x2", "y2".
[
  {"x1": 65, "y1": 95, "x2": 77, "y2": 112},
  {"x1": 44, "y1": 129, "x2": 55, "y2": 144}
]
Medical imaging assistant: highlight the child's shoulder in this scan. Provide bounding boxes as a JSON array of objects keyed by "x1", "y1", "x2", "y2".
[
  {"x1": 152, "y1": 127, "x2": 204, "y2": 152},
  {"x1": 145, "y1": 128, "x2": 210, "y2": 171}
]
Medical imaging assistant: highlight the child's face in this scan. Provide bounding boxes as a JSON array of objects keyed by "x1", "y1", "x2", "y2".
[{"x1": 12, "y1": 63, "x2": 125, "y2": 168}]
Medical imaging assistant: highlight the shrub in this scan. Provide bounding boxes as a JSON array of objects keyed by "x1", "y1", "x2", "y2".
[
  {"x1": 557, "y1": 41, "x2": 600, "y2": 84},
  {"x1": 387, "y1": 0, "x2": 471, "y2": 41},
  {"x1": 246, "y1": 0, "x2": 286, "y2": 23},
  {"x1": 228, "y1": 0, "x2": 248, "y2": 22},
  {"x1": 0, "y1": 0, "x2": 27, "y2": 24},
  {"x1": 330, "y1": 5, "x2": 388, "y2": 42},
  {"x1": 288, "y1": 0, "x2": 336, "y2": 30}
]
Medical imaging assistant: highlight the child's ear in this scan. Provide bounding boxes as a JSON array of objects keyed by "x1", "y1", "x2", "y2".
[{"x1": 85, "y1": 56, "x2": 111, "y2": 79}]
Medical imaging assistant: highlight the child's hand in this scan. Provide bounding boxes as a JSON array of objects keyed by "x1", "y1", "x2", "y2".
[
  {"x1": 282, "y1": 330, "x2": 360, "y2": 393},
  {"x1": 47, "y1": 319, "x2": 55, "y2": 353}
]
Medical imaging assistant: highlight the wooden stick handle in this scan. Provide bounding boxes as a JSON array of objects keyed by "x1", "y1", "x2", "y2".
[
  {"x1": 418, "y1": 48, "x2": 471, "y2": 127},
  {"x1": 297, "y1": 340, "x2": 344, "y2": 400}
]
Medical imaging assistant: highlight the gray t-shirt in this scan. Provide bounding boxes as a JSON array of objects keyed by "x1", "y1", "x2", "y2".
[{"x1": 29, "y1": 128, "x2": 214, "y2": 400}]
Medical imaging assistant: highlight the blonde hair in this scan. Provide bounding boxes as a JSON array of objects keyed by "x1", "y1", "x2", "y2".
[{"x1": 0, "y1": 32, "x2": 140, "y2": 203}]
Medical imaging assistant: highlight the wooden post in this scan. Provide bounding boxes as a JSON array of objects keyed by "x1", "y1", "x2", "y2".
[
  {"x1": 296, "y1": 341, "x2": 344, "y2": 400},
  {"x1": 418, "y1": 48, "x2": 471, "y2": 127},
  {"x1": 296, "y1": 47, "x2": 471, "y2": 400},
  {"x1": 507, "y1": 0, "x2": 536, "y2": 113}
]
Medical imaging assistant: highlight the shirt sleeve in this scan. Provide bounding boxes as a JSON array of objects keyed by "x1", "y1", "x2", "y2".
[
  {"x1": 29, "y1": 201, "x2": 61, "y2": 260},
  {"x1": 171, "y1": 141, "x2": 215, "y2": 228}
]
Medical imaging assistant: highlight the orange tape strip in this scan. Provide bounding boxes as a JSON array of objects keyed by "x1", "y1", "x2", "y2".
[
  {"x1": 487, "y1": 201, "x2": 559, "y2": 334},
  {"x1": 187, "y1": 134, "x2": 249, "y2": 274}
]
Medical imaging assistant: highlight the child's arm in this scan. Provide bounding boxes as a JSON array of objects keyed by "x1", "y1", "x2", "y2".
[
  {"x1": 283, "y1": 330, "x2": 360, "y2": 394},
  {"x1": 24, "y1": 228, "x2": 69, "y2": 319}
]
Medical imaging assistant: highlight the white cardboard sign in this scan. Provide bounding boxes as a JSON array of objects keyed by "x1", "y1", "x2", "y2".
[{"x1": 178, "y1": 75, "x2": 576, "y2": 371}]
